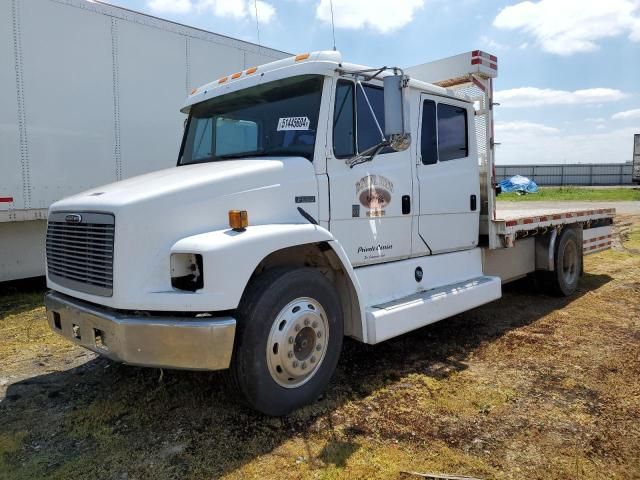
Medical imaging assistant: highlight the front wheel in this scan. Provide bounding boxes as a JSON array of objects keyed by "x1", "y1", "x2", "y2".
[{"x1": 227, "y1": 267, "x2": 343, "y2": 416}]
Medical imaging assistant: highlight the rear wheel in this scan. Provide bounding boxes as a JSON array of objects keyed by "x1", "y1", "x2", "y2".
[
  {"x1": 544, "y1": 228, "x2": 582, "y2": 296},
  {"x1": 227, "y1": 267, "x2": 343, "y2": 416}
]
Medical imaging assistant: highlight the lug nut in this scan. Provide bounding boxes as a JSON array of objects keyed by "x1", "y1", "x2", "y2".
[
  {"x1": 293, "y1": 361, "x2": 299, "y2": 368},
  {"x1": 288, "y1": 336, "x2": 294, "y2": 344},
  {"x1": 310, "y1": 356, "x2": 316, "y2": 363},
  {"x1": 316, "y1": 344, "x2": 322, "y2": 351},
  {"x1": 301, "y1": 362, "x2": 307, "y2": 370},
  {"x1": 304, "y1": 319, "x2": 310, "y2": 326},
  {"x1": 312, "y1": 321, "x2": 318, "y2": 328},
  {"x1": 295, "y1": 324, "x2": 301, "y2": 332},
  {"x1": 317, "y1": 331, "x2": 322, "y2": 338},
  {"x1": 287, "y1": 351, "x2": 294, "y2": 358}
]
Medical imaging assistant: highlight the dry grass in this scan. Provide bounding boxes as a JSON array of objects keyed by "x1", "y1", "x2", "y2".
[{"x1": 1, "y1": 217, "x2": 639, "y2": 479}]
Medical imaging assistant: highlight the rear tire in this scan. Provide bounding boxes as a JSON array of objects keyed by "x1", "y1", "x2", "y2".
[
  {"x1": 543, "y1": 228, "x2": 582, "y2": 296},
  {"x1": 227, "y1": 267, "x2": 343, "y2": 416}
]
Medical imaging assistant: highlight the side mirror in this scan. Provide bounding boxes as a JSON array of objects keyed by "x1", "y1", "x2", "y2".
[{"x1": 383, "y1": 74, "x2": 411, "y2": 151}]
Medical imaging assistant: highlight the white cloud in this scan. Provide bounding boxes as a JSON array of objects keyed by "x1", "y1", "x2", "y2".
[
  {"x1": 315, "y1": 0, "x2": 424, "y2": 34},
  {"x1": 479, "y1": 35, "x2": 509, "y2": 51},
  {"x1": 612, "y1": 108, "x2": 640, "y2": 120},
  {"x1": 198, "y1": 0, "x2": 276, "y2": 23},
  {"x1": 147, "y1": 0, "x2": 276, "y2": 23},
  {"x1": 495, "y1": 87, "x2": 628, "y2": 108},
  {"x1": 496, "y1": 126, "x2": 637, "y2": 164},
  {"x1": 147, "y1": 0, "x2": 192, "y2": 14},
  {"x1": 493, "y1": 0, "x2": 640, "y2": 55},
  {"x1": 495, "y1": 121, "x2": 560, "y2": 134}
]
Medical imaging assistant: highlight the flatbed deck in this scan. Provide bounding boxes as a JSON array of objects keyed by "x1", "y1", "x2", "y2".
[{"x1": 493, "y1": 206, "x2": 615, "y2": 235}]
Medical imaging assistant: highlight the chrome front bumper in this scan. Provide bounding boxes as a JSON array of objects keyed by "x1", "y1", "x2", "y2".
[{"x1": 45, "y1": 291, "x2": 236, "y2": 371}]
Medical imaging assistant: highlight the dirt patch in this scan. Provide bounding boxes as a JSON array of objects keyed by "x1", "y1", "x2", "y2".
[{"x1": 1, "y1": 218, "x2": 639, "y2": 479}]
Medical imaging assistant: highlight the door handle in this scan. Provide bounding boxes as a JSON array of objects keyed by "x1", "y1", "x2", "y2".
[
  {"x1": 470, "y1": 194, "x2": 477, "y2": 211},
  {"x1": 402, "y1": 195, "x2": 411, "y2": 215}
]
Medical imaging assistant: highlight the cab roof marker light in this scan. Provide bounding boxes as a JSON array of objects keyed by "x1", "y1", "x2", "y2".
[
  {"x1": 246, "y1": 66, "x2": 258, "y2": 75},
  {"x1": 295, "y1": 53, "x2": 310, "y2": 61},
  {"x1": 218, "y1": 76, "x2": 228, "y2": 84},
  {"x1": 189, "y1": 87, "x2": 198, "y2": 95},
  {"x1": 231, "y1": 72, "x2": 242, "y2": 79}
]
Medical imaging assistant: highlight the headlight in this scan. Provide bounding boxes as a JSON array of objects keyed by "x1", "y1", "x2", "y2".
[{"x1": 170, "y1": 253, "x2": 204, "y2": 291}]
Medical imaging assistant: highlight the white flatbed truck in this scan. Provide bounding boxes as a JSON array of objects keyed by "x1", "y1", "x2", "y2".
[{"x1": 44, "y1": 50, "x2": 614, "y2": 415}]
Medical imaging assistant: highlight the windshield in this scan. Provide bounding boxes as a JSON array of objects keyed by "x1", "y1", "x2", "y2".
[{"x1": 179, "y1": 75, "x2": 324, "y2": 165}]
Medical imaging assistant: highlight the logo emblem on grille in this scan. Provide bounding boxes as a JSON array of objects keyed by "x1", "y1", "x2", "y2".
[{"x1": 65, "y1": 214, "x2": 82, "y2": 224}]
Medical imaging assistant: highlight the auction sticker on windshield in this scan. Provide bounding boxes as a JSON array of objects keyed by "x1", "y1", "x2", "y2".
[{"x1": 277, "y1": 116, "x2": 310, "y2": 131}]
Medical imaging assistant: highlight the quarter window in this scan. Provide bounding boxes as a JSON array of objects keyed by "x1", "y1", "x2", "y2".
[
  {"x1": 333, "y1": 80, "x2": 355, "y2": 158},
  {"x1": 420, "y1": 100, "x2": 437, "y2": 165}
]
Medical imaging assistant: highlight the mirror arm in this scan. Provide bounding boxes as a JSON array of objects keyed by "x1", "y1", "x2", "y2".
[{"x1": 348, "y1": 141, "x2": 388, "y2": 168}]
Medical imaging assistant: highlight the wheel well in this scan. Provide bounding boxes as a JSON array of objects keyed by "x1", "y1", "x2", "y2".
[{"x1": 249, "y1": 242, "x2": 364, "y2": 341}]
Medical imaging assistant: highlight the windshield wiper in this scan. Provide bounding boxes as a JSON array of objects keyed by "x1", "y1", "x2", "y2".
[{"x1": 215, "y1": 150, "x2": 269, "y2": 160}]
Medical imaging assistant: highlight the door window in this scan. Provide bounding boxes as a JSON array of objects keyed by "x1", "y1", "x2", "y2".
[
  {"x1": 437, "y1": 103, "x2": 468, "y2": 161},
  {"x1": 420, "y1": 100, "x2": 468, "y2": 164},
  {"x1": 333, "y1": 81, "x2": 391, "y2": 157}
]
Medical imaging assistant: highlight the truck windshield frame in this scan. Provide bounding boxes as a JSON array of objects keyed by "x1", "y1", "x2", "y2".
[{"x1": 179, "y1": 75, "x2": 324, "y2": 165}]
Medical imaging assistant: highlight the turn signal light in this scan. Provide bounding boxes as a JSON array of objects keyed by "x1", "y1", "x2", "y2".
[{"x1": 229, "y1": 210, "x2": 248, "y2": 231}]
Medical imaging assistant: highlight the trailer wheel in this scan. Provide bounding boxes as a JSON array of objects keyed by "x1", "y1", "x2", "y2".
[
  {"x1": 545, "y1": 228, "x2": 582, "y2": 296},
  {"x1": 227, "y1": 267, "x2": 343, "y2": 416}
]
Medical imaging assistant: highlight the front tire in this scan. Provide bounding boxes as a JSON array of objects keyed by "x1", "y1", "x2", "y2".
[{"x1": 227, "y1": 267, "x2": 343, "y2": 416}]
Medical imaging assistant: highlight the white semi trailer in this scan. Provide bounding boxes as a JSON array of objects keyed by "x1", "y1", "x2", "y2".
[
  {"x1": 44, "y1": 50, "x2": 615, "y2": 415},
  {"x1": 0, "y1": 0, "x2": 287, "y2": 281}
]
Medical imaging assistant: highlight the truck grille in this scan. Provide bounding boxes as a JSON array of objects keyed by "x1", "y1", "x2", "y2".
[{"x1": 46, "y1": 212, "x2": 115, "y2": 297}]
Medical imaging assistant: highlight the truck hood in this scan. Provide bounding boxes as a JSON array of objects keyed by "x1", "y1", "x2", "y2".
[
  {"x1": 47, "y1": 157, "x2": 320, "y2": 309},
  {"x1": 53, "y1": 158, "x2": 313, "y2": 210}
]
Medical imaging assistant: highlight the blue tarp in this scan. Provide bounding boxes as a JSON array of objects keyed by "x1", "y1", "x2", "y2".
[{"x1": 498, "y1": 175, "x2": 539, "y2": 194}]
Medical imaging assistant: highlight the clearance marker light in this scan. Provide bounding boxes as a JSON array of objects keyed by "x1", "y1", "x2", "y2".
[
  {"x1": 231, "y1": 72, "x2": 242, "y2": 79},
  {"x1": 245, "y1": 66, "x2": 258, "y2": 75},
  {"x1": 295, "y1": 53, "x2": 310, "y2": 61},
  {"x1": 190, "y1": 87, "x2": 198, "y2": 95},
  {"x1": 218, "y1": 76, "x2": 228, "y2": 84},
  {"x1": 229, "y1": 210, "x2": 248, "y2": 231}
]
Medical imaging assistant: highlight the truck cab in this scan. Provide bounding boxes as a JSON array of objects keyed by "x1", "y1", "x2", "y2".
[{"x1": 45, "y1": 51, "x2": 612, "y2": 415}]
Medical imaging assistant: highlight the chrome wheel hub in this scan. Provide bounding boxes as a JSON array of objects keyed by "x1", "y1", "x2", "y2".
[{"x1": 266, "y1": 297, "x2": 329, "y2": 388}]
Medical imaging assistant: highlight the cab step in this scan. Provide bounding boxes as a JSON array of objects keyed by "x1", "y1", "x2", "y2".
[{"x1": 365, "y1": 276, "x2": 501, "y2": 344}]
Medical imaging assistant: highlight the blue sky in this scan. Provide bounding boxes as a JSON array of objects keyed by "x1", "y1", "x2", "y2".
[{"x1": 108, "y1": 0, "x2": 640, "y2": 164}]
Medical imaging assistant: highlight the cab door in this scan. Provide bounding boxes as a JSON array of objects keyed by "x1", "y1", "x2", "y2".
[
  {"x1": 326, "y1": 79, "x2": 414, "y2": 267},
  {"x1": 415, "y1": 94, "x2": 479, "y2": 255}
]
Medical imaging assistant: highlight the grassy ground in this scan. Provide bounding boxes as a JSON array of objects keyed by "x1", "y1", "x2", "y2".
[
  {"x1": 498, "y1": 186, "x2": 640, "y2": 202},
  {"x1": 1, "y1": 217, "x2": 639, "y2": 479}
]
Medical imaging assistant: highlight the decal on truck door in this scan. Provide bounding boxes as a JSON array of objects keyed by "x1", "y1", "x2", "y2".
[{"x1": 355, "y1": 175, "x2": 394, "y2": 217}]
